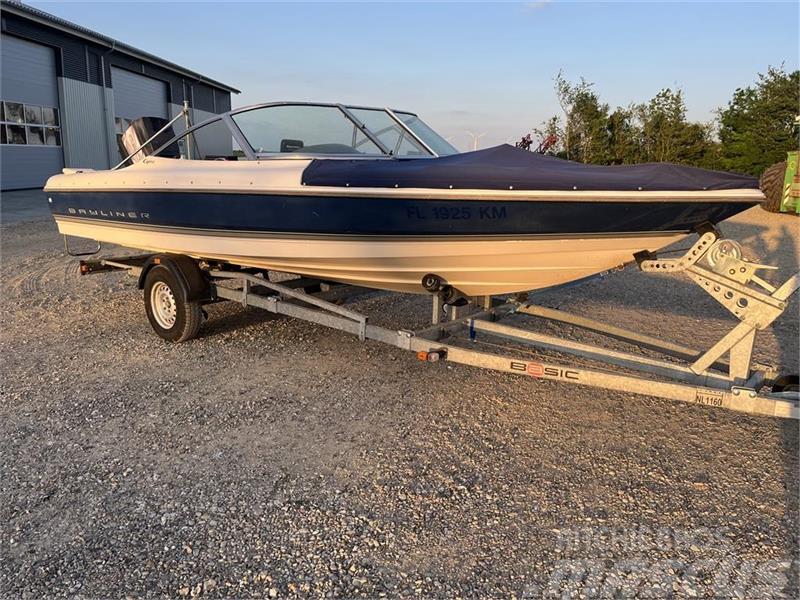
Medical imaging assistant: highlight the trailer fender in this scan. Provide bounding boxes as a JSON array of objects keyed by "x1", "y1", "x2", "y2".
[{"x1": 137, "y1": 254, "x2": 213, "y2": 302}]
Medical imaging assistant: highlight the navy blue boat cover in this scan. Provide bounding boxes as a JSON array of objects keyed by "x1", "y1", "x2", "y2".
[{"x1": 303, "y1": 144, "x2": 758, "y2": 191}]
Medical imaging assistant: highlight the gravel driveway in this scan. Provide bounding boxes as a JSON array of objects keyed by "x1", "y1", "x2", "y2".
[{"x1": 1, "y1": 205, "x2": 798, "y2": 598}]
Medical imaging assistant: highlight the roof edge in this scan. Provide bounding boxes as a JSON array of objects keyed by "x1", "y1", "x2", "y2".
[{"x1": 1, "y1": 0, "x2": 240, "y2": 94}]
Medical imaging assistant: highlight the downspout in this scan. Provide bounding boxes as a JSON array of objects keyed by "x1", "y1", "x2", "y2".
[
  {"x1": 190, "y1": 78, "x2": 199, "y2": 124},
  {"x1": 99, "y1": 41, "x2": 116, "y2": 167}
]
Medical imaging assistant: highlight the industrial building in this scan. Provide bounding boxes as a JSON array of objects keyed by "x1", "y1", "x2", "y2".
[{"x1": 0, "y1": 0, "x2": 239, "y2": 190}]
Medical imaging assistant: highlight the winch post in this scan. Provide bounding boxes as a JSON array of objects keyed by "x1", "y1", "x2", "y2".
[{"x1": 639, "y1": 231, "x2": 800, "y2": 383}]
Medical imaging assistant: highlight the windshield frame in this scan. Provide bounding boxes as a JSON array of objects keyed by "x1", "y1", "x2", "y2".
[{"x1": 146, "y1": 101, "x2": 454, "y2": 163}]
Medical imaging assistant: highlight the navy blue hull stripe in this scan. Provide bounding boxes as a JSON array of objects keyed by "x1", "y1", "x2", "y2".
[{"x1": 48, "y1": 191, "x2": 755, "y2": 236}]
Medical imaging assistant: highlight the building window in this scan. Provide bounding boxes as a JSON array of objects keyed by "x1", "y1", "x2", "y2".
[
  {"x1": 27, "y1": 127, "x2": 45, "y2": 145},
  {"x1": 1, "y1": 101, "x2": 61, "y2": 146},
  {"x1": 4, "y1": 102, "x2": 24, "y2": 124},
  {"x1": 45, "y1": 127, "x2": 61, "y2": 146},
  {"x1": 25, "y1": 105, "x2": 42, "y2": 125},
  {"x1": 6, "y1": 125, "x2": 26, "y2": 144},
  {"x1": 43, "y1": 107, "x2": 59, "y2": 126}
]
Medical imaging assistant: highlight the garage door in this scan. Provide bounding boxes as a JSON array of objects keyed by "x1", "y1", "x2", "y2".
[
  {"x1": 1, "y1": 35, "x2": 64, "y2": 190},
  {"x1": 110, "y1": 67, "x2": 168, "y2": 162},
  {"x1": 111, "y1": 67, "x2": 168, "y2": 121}
]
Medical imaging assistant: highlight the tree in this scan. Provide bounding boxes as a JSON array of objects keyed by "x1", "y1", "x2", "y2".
[
  {"x1": 539, "y1": 74, "x2": 720, "y2": 167},
  {"x1": 553, "y1": 71, "x2": 611, "y2": 163},
  {"x1": 636, "y1": 89, "x2": 718, "y2": 168},
  {"x1": 528, "y1": 69, "x2": 794, "y2": 172},
  {"x1": 718, "y1": 66, "x2": 800, "y2": 176},
  {"x1": 605, "y1": 107, "x2": 640, "y2": 164},
  {"x1": 638, "y1": 88, "x2": 687, "y2": 163}
]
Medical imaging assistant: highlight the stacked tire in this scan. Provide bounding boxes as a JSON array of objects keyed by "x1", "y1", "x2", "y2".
[{"x1": 759, "y1": 161, "x2": 787, "y2": 213}]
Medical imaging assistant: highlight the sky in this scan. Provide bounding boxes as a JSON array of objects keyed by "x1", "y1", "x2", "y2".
[{"x1": 27, "y1": 1, "x2": 800, "y2": 151}]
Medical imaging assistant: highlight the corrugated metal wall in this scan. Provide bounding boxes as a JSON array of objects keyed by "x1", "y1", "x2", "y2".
[
  {"x1": 110, "y1": 67, "x2": 168, "y2": 120},
  {"x1": 193, "y1": 107, "x2": 233, "y2": 158},
  {"x1": 168, "y1": 104, "x2": 219, "y2": 133},
  {"x1": 192, "y1": 83, "x2": 215, "y2": 113},
  {"x1": 167, "y1": 104, "x2": 234, "y2": 159},
  {"x1": 1, "y1": 10, "x2": 235, "y2": 189},
  {"x1": 59, "y1": 78, "x2": 112, "y2": 169},
  {"x1": 169, "y1": 102, "x2": 190, "y2": 135},
  {"x1": 214, "y1": 89, "x2": 232, "y2": 113},
  {"x1": 2, "y1": 10, "x2": 236, "y2": 105}
]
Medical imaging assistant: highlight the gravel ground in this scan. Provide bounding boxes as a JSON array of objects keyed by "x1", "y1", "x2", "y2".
[{"x1": 1, "y1": 206, "x2": 798, "y2": 598}]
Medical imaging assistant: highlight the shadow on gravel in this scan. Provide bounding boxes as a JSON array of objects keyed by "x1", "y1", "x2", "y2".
[{"x1": 198, "y1": 304, "x2": 281, "y2": 338}]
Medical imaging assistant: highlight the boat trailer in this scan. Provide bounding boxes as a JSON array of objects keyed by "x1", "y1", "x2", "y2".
[{"x1": 78, "y1": 228, "x2": 800, "y2": 420}]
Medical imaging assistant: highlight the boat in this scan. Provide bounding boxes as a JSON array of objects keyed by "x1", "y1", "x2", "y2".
[{"x1": 45, "y1": 102, "x2": 762, "y2": 298}]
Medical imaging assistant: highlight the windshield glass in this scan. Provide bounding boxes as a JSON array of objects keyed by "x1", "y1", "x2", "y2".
[
  {"x1": 348, "y1": 108, "x2": 428, "y2": 157},
  {"x1": 123, "y1": 103, "x2": 461, "y2": 168},
  {"x1": 231, "y1": 105, "x2": 383, "y2": 155},
  {"x1": 395, "y1": 112, "x2": 458, "y2": 156}
]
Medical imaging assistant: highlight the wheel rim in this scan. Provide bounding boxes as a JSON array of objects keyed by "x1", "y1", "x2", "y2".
[{"x1": 150, "y1": 281, "x2": 177, "y2": 329}]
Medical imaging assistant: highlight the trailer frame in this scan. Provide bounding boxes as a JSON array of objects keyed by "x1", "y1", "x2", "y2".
[{"x1": 78, "y1": 229, "x2": 800, "y2": 420}]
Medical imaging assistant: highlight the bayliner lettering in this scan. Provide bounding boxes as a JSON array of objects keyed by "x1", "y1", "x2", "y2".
[{"x1": 67, "y1": 207, "x2": 150, "y2": 220}]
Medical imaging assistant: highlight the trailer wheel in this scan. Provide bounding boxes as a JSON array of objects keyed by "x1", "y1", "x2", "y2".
[
  {"x1": 143, "y1": 265, "x2": 203, "y2": 342},
  {"x1": 759, "y1": 161, "x2": 787, "y2": 213}
]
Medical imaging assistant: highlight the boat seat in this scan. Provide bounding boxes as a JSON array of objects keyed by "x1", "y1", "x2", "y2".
[{"x1": 290, "y1": 143, "x2": 361, "y2": 155}]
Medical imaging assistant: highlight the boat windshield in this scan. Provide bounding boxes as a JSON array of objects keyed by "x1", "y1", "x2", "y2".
[
  {"x1": 229, "y1": 104, "x2": 457, "y2": 158},
  {"x1": 347, "y1": 108, "x2": 425, "y2": 156},
  {"x1": 231, "y1": 105, "x2": 384, "y2": 156},
  {"x1": 145, "y1": 102, "x2": 459, "y2": 164},
  {"x1": 394, "y1": 112, "x2": 458, "y2": 157}
]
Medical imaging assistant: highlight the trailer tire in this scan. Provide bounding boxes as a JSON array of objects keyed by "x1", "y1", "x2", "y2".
[
  {"x1": 143, "y1": 265, "x2": 203, "y2": 342},
  {"x1": 759, "y1": 161, "x2": 787, "y2": 213}
]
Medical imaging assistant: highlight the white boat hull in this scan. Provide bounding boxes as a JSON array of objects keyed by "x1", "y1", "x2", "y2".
[{"x1": 56, "y1": 217, "x2": 686, "y2": 295}]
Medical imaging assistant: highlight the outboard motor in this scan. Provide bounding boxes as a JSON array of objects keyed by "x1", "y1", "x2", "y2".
[{"x1": 118, "y1": 116, "x2": 180, "y2": 164}]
